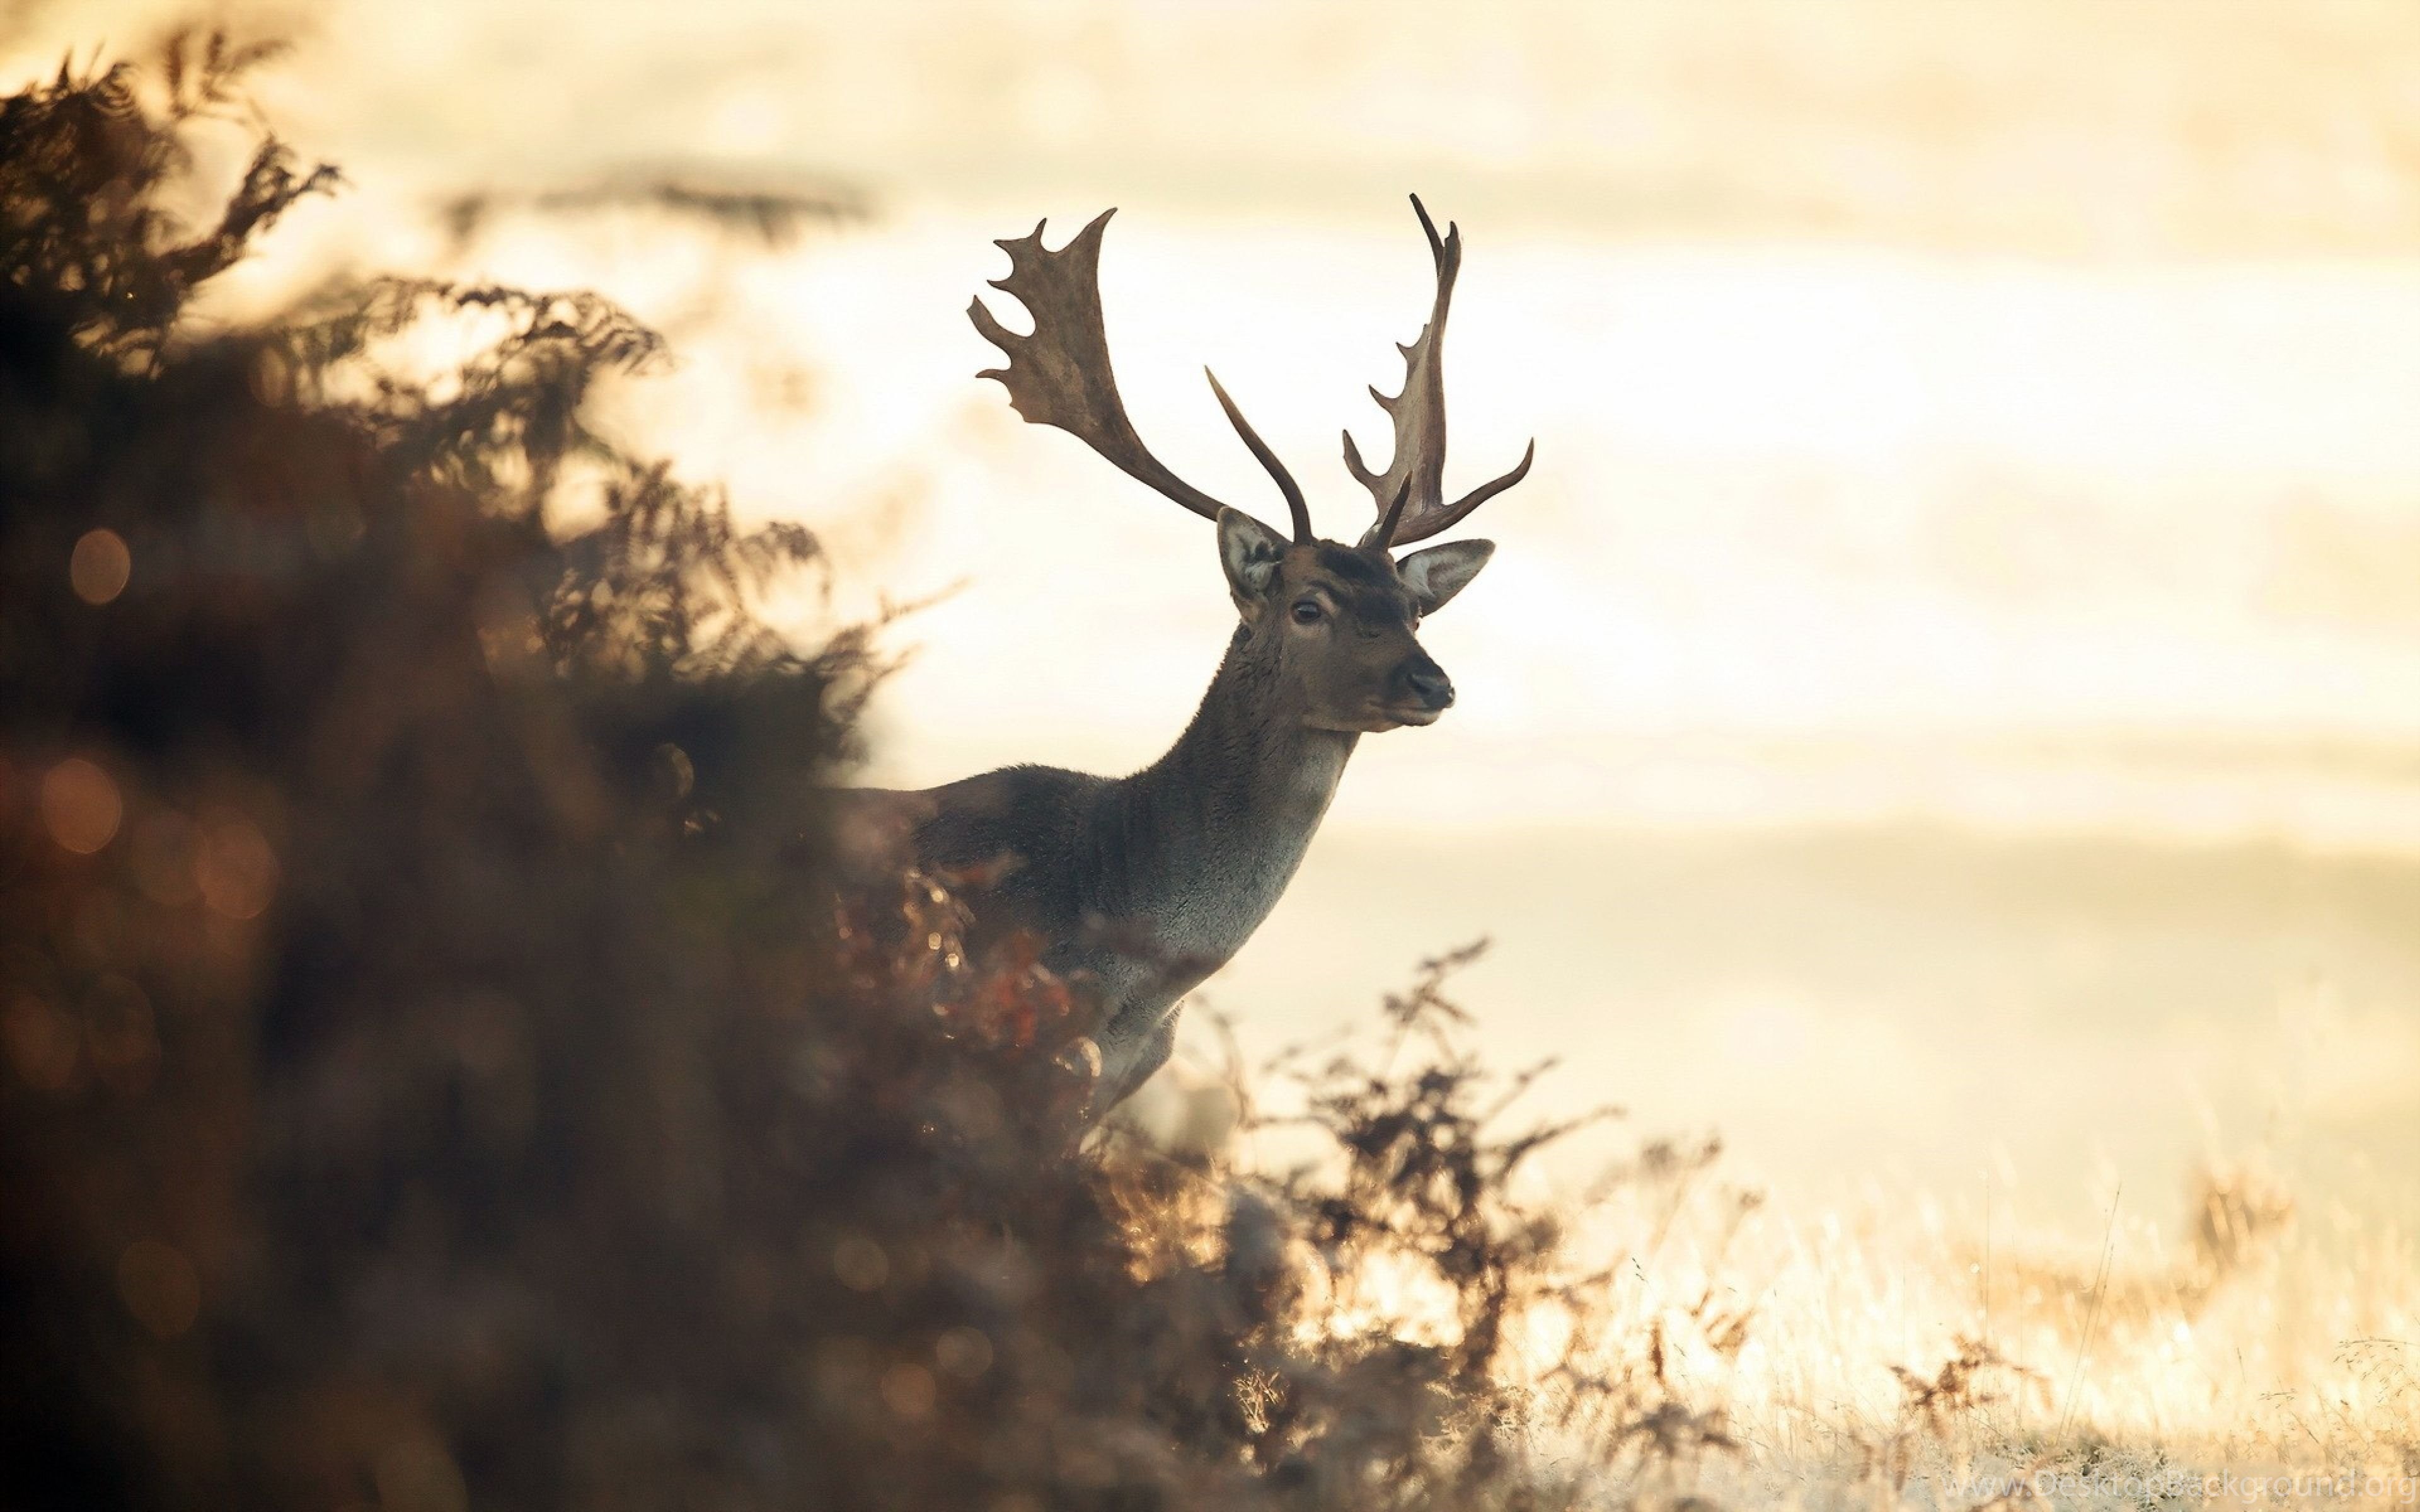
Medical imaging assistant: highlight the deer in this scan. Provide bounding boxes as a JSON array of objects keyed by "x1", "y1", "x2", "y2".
[{"x1": 837, "y1": 197, "x2": 1533, "y2": 1117}]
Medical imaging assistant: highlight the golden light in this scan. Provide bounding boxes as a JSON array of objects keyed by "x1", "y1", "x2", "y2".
[
  {"x1": 69, "y1": 527, "x2": 129, "y2": 605},
  {"x1": 40, "y1": 757, "x2": 122, "y2": 854},
  {"x1": 194, "y1": 818, "x2": 279, "y2": 919},
  {"x1": 1, "y1": 1, "x2": 2413, "y2": 1489}
]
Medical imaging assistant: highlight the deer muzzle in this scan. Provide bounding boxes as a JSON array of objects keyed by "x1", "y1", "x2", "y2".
[{"x1": 1390, "y1": 657, "x2": 1455, "y2": 723}]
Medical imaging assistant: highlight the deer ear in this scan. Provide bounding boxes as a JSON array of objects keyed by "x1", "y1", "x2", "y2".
[
  {"x1": 1216, "y1": 508, "x2": 1288, "y2": 618},
  {"x1": 1395, "y1": 539, "x2": 1494, "y2": 615}
]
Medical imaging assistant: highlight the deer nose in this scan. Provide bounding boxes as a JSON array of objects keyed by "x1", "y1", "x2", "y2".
[{"x1": 1399, "y1": 663, "x2": 1455, "y2": 711}]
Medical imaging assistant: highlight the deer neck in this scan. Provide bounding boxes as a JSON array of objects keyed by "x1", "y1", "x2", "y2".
[
  {"x1": 1109, "y1": 627, "x2": 1355, "y2": 946},
  {"x1": 1155, "y1": 626, "x2": 1354, "y2": 823}
]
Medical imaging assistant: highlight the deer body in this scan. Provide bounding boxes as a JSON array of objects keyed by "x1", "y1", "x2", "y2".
[
  {"x1": 863, "y1": 635, "x2": 1356, "y2": 1104},
  {"x1": 847, "y1": 198, "x2": 1531, "y2": 1116}
]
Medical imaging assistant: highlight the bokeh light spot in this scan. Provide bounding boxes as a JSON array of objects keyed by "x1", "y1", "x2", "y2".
[
  {"x1": 41, "y1": 758, "x2": 122, "y2": 854},
  {"x1": 4, "y1": 997, "x2": 80, "y2": 1092},
  {"x1": 833, "y1": 1234, "x2": 888, "y2": 1292},
  {"x1": 69, "y1": 528, "x2": 130, "y2": 604},
  {"x1": 935, "y1": 1325, "x2": 993, "y2": 1380},
  {"x1": 879, "y1": 1362, "x2": 936, "y2": 1421},
  {"x1": 116, "y1": 1239, "x2": 199, "y2": 1339},
  {"x1": 195, "y1": 818, "x2": 279, "y2": 919},
  {"x1": 373, "y1": 1438, "x2": 468, "y2": 1512},
  {"x1": 246, "y1": 346, "x2": 291, "y2": 406}
]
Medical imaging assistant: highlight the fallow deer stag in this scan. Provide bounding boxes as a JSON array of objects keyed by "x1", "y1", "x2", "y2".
[{"x1": 841, "y1": 197, "x2": 1532, "y2": 1116}]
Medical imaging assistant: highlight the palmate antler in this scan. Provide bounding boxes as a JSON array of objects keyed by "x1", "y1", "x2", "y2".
[
  {"x1": 1344, "y1": 196, "x2": 1535, "y2": 549},
  {"x1": 969, "y1": 210, "x2": 1313, "y2": 542}
]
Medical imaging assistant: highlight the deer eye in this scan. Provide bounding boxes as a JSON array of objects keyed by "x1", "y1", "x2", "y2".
[{"x1": 1290, "y1": 600, "x2": 1325, "y2": 626}]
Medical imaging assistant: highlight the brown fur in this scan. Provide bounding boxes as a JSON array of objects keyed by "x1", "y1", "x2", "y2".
[{"x1": 837, "y1": 521, "x2": 1492, "y2": 1114}]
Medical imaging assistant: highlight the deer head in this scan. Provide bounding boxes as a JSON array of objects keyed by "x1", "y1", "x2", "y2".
[{"x1": 969, "y1": 197, "x2": 1530, "y2": 733}]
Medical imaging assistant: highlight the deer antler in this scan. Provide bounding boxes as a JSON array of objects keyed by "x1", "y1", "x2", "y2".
[
  {"x1": 1344, "y1": 195, "x2": 1535, "y2": 549},
  {"x1": 970, "y1": 209, "x2": 1313, "y2": 542}
]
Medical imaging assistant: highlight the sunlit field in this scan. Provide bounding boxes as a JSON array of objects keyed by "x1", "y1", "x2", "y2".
[{"x1": 7, "y1": 1, "x2": 2419, "y2": 1506}]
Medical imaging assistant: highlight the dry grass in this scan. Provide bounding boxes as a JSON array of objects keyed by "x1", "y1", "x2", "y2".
[{"x1": 1499, "y1": 1155, "x2": 2420, "y2": 1507}]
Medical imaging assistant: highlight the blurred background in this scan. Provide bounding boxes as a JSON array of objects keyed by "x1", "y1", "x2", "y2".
[{"x1": 9, "y1": 0, "x2": 2417, "y2": 1230}]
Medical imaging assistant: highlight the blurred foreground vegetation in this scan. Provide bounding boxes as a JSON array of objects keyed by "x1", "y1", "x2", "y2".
[{"x1": 0, "y1": 40, "x2": 1732, "y2": 1512}]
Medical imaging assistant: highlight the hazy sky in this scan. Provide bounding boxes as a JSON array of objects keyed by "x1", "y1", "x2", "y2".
[{"x1": 13, "y1": 0, "x2": 2420, "y2": 1213}]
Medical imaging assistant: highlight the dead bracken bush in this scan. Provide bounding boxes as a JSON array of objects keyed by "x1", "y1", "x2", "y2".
[
  {"x1": 1857, "y1": 1337, "x2": 2051, "y2": 1502},
  {"x1": 0, "y1": 39, "x2": 1758, "y2": 1512}
]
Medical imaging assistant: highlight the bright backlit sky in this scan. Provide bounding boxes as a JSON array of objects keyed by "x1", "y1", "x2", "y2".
[{"x1": 11, "y1": 0, "x2": 2420, "y2": 1213}]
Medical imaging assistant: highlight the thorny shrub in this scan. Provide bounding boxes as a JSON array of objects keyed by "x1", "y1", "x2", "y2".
[{"x1": 1, "y1": 40, "x2": 1731, "y2": 1512}]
